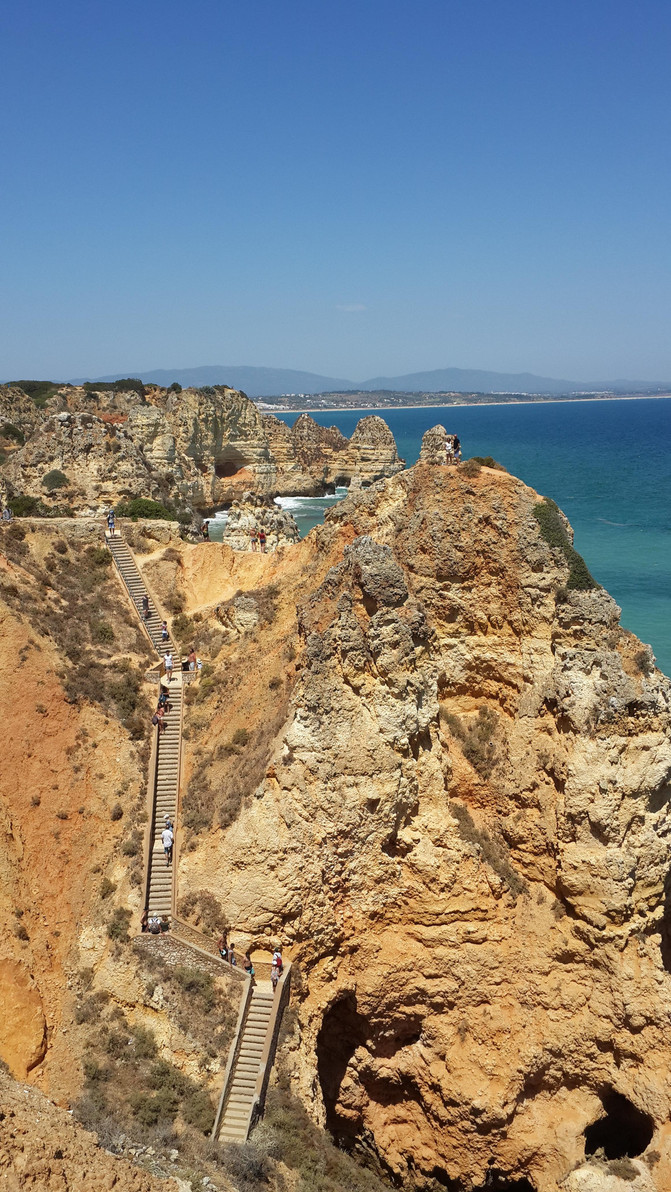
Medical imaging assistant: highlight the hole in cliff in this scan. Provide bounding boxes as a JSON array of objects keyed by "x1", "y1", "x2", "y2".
[
  {"x1": 472, "y1": 1175, "x2": 535, "y2": 1192},
  {"x1": 584, "y1": 1091, "x2": 653, "y2": 1159},
  {"x1": 317, "y1": 993, "x2": 369, "y2": 1144},
  {"x1": 649, "y1": 783, "x2": 671, "y2": 813},
  {"x1": 215, "y1": 447, "x2": 250, "y2": 478}
]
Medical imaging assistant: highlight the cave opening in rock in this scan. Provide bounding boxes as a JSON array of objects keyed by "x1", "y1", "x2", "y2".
[
  {"x1": 316, "y1": 992, "x2": 369, "y2": 1143},
  {"x1": 584, "y1": 1091, "x2": 654, "y2": 1160},
  {"x1": 471, "y1": 1174, "x2": 535, "y2": 1192},
  {"x1": 215, "y1": 446, "x2": 250, "y2": 478}
]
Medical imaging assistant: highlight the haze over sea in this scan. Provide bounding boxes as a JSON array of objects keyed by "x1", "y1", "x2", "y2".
[{"x1": 274, "y1": 398, "x2": 671, "y2": 676}]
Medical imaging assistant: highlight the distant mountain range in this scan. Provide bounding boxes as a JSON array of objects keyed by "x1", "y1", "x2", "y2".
[{"x1": 68, "y1": 364, "x2": 670, "y2": 398}]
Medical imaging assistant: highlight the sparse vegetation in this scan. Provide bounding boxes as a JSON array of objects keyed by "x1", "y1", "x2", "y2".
[
  {"x1": 115, "y1": 497, "x2": 177, "y2": 521},
  {"x1": 634, "y1": 648, "x2": 654, "y2": 677},
  {"x1": 533, "y1": 498, "x2": 599, "y2": 590},
  {"x1": 12, "y1": 380, "x2": 61, "y2": 407},
  {"x1": 443, "y1": 706, "x2": 500, "y2": 778},
  {"x1": 107, "y1": 907, "x2": 131, "y2": 941},
  {"x1": 469, "y1": 456, "x2": 508, "y2": 471},
  {"x1": 42, "y1": 468, "x2": 69, "y2": 491},
  {"x1": 449, "y1": 800, "x2": 528, "y2": 899},
  {"x1": 1, "y1": 422, "x2": 25, "y2": 444},
  {"x1": 177, "y1": 890, "x2": 227, "y2": 936},
  {"x1": 459, "y1": 458, "x2": 482, "y2": 477}
]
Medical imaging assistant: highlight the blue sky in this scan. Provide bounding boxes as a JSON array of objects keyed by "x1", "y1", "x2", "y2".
[{"x1": 2, "y1": 0, "x2": 671, "y2": 382}]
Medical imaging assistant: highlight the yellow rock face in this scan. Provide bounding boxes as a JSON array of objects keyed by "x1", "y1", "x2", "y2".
[
  {"x1": 177, "y1": 459, "x2": 671, "y2": 1191},
  {"x1": 0, "y1": 960, "x2": 46, "y2": 1078}
]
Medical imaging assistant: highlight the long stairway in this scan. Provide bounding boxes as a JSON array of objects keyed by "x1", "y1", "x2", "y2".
[
  {"x1": 217, "y1": 983, "x2": 276, "y2": 1141},
  {"x1": 107, "y1": 527, "x2": 290, "y2": 1140},
  {"x1": 146, "y1": 681, "x2": 182, "y2": 918},
  {"x1": 106, "y1": 534, "x2": 177, "y2": 656}
]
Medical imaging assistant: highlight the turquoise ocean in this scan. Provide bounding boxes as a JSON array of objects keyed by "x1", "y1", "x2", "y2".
[{"x1": 270, "y1": 398, "x2": 671, "y2": 676}]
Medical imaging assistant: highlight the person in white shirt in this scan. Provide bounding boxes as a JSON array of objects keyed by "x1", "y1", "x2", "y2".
[
  {"x1": 164, "y1": 653, "x2": 173, "y2": 682},
  {"x1": 161, "y1": 825, "x2": 173, "y2": 865}
]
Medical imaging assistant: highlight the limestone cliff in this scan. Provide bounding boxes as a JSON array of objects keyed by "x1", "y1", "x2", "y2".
[
  {"x1": 2, "y1": 441, "x2": 671, "y2": 1192},
  {"x1": 0, "y1": 383, "x2": 404, "y2": 514},
  {"x1": 175, "y1": 455, "x2": 671, "y2": 1191}
]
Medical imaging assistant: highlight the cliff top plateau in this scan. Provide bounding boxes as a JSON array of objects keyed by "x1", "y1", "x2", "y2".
[{"x1": 0, "y1": 431, "x2": 670, "y2": 1192}]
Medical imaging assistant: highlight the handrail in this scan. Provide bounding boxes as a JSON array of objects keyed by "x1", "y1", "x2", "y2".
[
  {"x1": 247, "y1": 964, "x2": 292, "y2": 1136},
  {"x1": 105, "y1": 532, "x2": 180, "y2": 662},
  {"x1": 170, "y1": 688, "x2": 185, "y2": 920},
  {"x1": 140, "y1": 724, "x2": 160, "y2": 916},
  {"x1": 211, "y1": 974, "x2": 254, "y2": 1140},
  {"x1": 169, "y1": 917, "x2": 280, "y2": 981}
]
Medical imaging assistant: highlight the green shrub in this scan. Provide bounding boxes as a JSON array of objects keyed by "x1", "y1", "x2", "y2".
[
  {"x1": 1, "y1": 422, "x2": 24, "y2": 444},
  {"x1": 43, "y1": 469, "x2": 69, "y2": 491},
  {"x1": 634, "y1": 648, "x2": 653, "y2": 676},
  {"x1": 100, "y1": 878, "x2": 116, "y2": 899},
  {"x1": 12, "y1": 380, "x2": 60, "y2": 407},
  {"x1": 533, "y1": 499, "x2": 599, "y2": 591},
  {"x1": 182, "y1": 1086, "x2": 215, "y2": 1133},
  {"x1": 115, "y1": 498, "x2": 177, "y2": 522},
  {"x1": 110, "y1": 803, "x2": 123, "y2": 821},
  {"x1": 8, "y1": 494, "x2": 43, "y2": 517},
  {"x1": 92, "y1": 621, "x2": 115, "y2": 644},
  {"x1": 459, "y1": 458, "x2": 481, "y2": 477},
  {"x1": 232, "y1": 727, "x2": 249, "y2": 747},
  {"x1": 131, "y1": 1025, "x2": 157, "y2": 1059},
  {"x1": 469, "y1": 456, "x2": 507, "y2": 471},
  {"x1": 169, "y1": 382, "x2": 182, "y2": 393},
  {"x1": 107, "y1": 907, "x2": 131, "y2": 942}
]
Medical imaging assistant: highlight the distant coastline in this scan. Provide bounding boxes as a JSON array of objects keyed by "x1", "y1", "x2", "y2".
[{"x1": 259, "y1": 392, "x2": 671, "y2": 415}]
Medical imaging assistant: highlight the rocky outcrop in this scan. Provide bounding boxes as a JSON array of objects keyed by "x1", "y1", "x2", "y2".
[
  {"x1": 2, "y1": 410, "x2": 166, "y2": 511},
  {"x1": 264, "y1": 412, "x2": 405, "y2": 492},
  {"x1": 0, "y1": 1072, "x2": 176, "y2": 1190},
  {"x1": 1, "y1": 384, "x2": 404, "y2": 513},
  {"x1": 177, "y1": 455, "x2": 671, "y2": 1192},
  {"x1": 221, "y1": 492, "x2": 300, "y2": 552},
  {"x1": 418, "y1": 421, "x2": 450, "y2": 464}
]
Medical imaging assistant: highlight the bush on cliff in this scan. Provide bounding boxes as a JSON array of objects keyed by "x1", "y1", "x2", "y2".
[
  {"x1": 115, "y1": 497, "x2": 177, "y2": 522},
  {"x1": 43, "y1": 468, "x2": 69, "y2": 491},
  {"x1": 533, "y1": 498, "x2": 599, "y2": 591},
  {"x1": 12, "y1": 380, "x2": 61, "y2": 407},
  {"x1": 1, "y1": 422, "x2": 25, "y2": 444}
]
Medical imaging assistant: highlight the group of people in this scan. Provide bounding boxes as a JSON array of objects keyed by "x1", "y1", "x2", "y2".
[
  {"x1": 151, "y1": 683, "x2": 172, "y2": 734},
  {"x1": 216, "y1": 937, "x2": 284, "y2": 991},
  {"x1": 249, "y1": 527, "x2": 267, "y2": 552},
  {"x1": 445, "y1": 435, "x2": 462, "y2": 464}
]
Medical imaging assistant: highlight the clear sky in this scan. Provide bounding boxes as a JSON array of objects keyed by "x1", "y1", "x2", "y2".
[{"x1": 2, "y1": 0, "x2": 671, "y2": 382}]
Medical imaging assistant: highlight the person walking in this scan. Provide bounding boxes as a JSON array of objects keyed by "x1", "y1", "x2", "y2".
[
  {"x1": 142, "y1": 593, "x2": 150, "y2": 620},
  {"x1": 155, "y1": 704, "x2": 166, "y2": 734},
  {"x1": 107, "y1": 510, "x2": 115, "y2": 536},
  {"x1": 160, "y1": 620, "x2": 169, "y2": 643},
  {"x1": 250, "y1": 528, "x2": 258, "y2": 552},
  {"x1": 161, "y1": 823, "x2": 173, "y2": 865},
  {"x1": 217, "y1": 934, "x2": 228, "y2": 961},
  {"x1": 243, "y1": 951, "x2": 255, "y2": 978},
  {"x1": 270, "y1": 962, "x2": 279, "y2": 993},
  {"x1": 453, "y1": 436, "x2": 461, "y2": 463},
  {"x1": 164, "y1": 652, "x2": 173, "y2": 682},
  {"x1": 164, "y1": 814, "x2": 173, "y2": 832},
  {"x1": 200, "y1": 521, "x2": 210, "y2": 541},
  {"x1": 187, "y1": 647, "x2": 197, "y2": 671},
  {"x1": 228, "y1": 942, "x2": 237, "y2": 967},
  {"x1": 258, "y1": 527, "x2": 267, "y2": 553}
]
